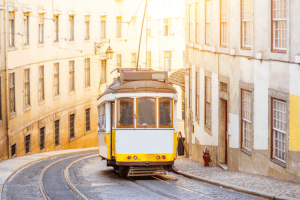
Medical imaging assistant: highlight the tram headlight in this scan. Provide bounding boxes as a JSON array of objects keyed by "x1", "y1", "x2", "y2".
[
  {"x1": 133, "y1": 155, "x2": 138, "y2": 160},
  {"x1": 162, "y1": 155, "x2": 166, "y2": 159},
  {"x1": 156, "y1": 155, "x2": 160, "y2": 159},
  {"x1": 127, "y1": 156, "x2": 132, "y2": 159}
]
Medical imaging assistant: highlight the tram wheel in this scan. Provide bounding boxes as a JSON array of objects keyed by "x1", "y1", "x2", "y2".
[
  {"x1": 113, "y1": 165, "x2": 119, "y2": 171},
  {"x1": 118, "y1": 166, "x2": 129, "y2": 178}
]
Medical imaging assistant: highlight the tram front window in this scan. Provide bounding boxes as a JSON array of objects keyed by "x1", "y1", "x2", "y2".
[
  {"x1": 98, "y1": 104, "x2": 106, "y2": 132},
  {"x1": 118, "y1": 99, "x2": 134, "y2": 127},
  {"x1": 159, "y1": 99, "x2": 172, "y2": 127},
  {"x1": 137, "y1": 98, "x2": 155, "y2": 127}
]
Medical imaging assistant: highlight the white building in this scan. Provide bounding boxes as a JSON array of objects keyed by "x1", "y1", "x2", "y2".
[{"x1": 185, "y1": 0, "x2": 300, "y2": 182}]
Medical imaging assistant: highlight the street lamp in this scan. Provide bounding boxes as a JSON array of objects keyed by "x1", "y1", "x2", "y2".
[
  {"x1": 105, "y1": 40, "x2": 114, "y2": 59},
  {"x1": 95, "y1": 39, "x2": 114, "y2": 59}
]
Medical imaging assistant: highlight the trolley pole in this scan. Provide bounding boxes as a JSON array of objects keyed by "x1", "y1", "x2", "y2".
[{"x1": 136, "y1": 0, "x2": 147, "y2": 70}]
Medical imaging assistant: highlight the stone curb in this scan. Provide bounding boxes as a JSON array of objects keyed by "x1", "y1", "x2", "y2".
[
  {"x1": 174, "y1": 170, "x2": 299, "y2": 200},
  {"x1": 0, "y1": 147, "x2": 98, "y2": 199}
]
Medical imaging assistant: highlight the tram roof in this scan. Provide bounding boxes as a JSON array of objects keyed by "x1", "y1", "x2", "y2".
[{"x1": 98, "y1": 69, "x2": 177, "y2": 100}]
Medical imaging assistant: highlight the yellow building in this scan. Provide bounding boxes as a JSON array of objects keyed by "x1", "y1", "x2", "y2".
[{"x1": 0, "y1": 0, "x2": 185, "y2": 160}]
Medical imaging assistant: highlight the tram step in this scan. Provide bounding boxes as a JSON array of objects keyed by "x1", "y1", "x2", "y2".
[{"x1": 127, "y1": 166, "x2": 166, "y2": 177}]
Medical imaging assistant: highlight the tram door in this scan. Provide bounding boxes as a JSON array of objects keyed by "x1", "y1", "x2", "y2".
[{"x1": 110, "y1": 102, "x2": 115, "y2": 159}]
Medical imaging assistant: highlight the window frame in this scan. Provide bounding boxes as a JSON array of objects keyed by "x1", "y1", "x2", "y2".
[
  {"x1": 38, "y1": 66, "x2": 44, "y2": 102},
  {"x1": 136, "y1": 97, "x2": 157, "y2": 128},
  {"x1": 195, "y1": 2, "x2": 200, "y2": 44},
  {"x1": 101, "y1": 59, "x2": 106, "y2": 84},
  {"x1": 116, "y1": 98, "x2": 135, "y2": 129},
  {"x1": 11, "y1": 143, "x2": 16, "y2": 157},
  {"x1": 25, "y1": 134, "x2": 31, "y2": 154},
  {"x1": 24, "y1": 68, "x2": 30, "y2": 108},
  {"x1": 84, "y1": 16, "x2": 90, "y2": 40},
  {"x1": 163, "y1": 18, "x2": 171, "y2": 37},
  {"x1": 23, "y1": 13, "x2": 29, "y2": 45},
  {"x1": 241, "y1": 89, "x2": 253, "y2": 155},
  {"x1": 271, "y1": 0, "x2": 287, "y2": 53},
  {"x1": 85, "y1": 58, "x2": 90, "y2": 87},
  {"x1": 271, "y1": 98, "x2": 287, "y2": 164},
  {"x1": 205, "y1": 0, "x2": 211, "y2": 46},
  {"x1": 53, "y1": 63, "x2": 59, "y2": 96},
  {"x1": 9, "y1": 73, "x2": 15, "y2": 113},
  {"x1": 101, "y1": 16, "x2": 106, "y2": 39},
  {"x1": 86, "y1": 108, "x2": 91, "y2": 132},
  {"x1": 98, "y1": 103, "x2": 106, "y2": 132},
  {"x1": 158, "y1": 98, "x2": 173, "y2": 128},
  {"x1": 164, "y1": 51, "x2": 172, "y2": 72},
  {"x1": 195, "y1": 70, "x2": 200, "y2": 120},
  {"x1": 241, "y1": 0, "x2": 252, "y2": 49},
  {"x1": 205, "y1": 76, "x2": 212, "y2": 131},
  {"x1": 40, "y1": 127, "x2": 45, "y2": 150},
  {"x1": 69, "y1": 15, "x2": 75, "y2": 41},
  {"x1": 9, "y1": 13, "x2": 15, "y2": 46},
  {"x1": 70, "y1": 113, "x2": 75, "y2": 139},
  {"x1": 220, "y1": 0, "x2": 228, "y2": 47},
  {"x1": 116, "y1": 16, "x2": 122, "y2": 38},
  {"x1": 38, "y1": 14, "x2": 44, "y2": 44},
  {"x1": 53, "y1": 15, "x2": 59, "y2": 42},
  {"x1": 69, "y1": 61, "x2": 75, "y2": 92},
  {"x1": 55, "y1": 120, "x2": 60, "y2": 146}
]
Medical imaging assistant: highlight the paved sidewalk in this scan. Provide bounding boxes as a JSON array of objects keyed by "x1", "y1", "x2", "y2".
[
  {"x1": 0, "y1": 147, "x2": 98, "y2": 199},
  {"x1": 175, "y1": 157, "x2": 300, "y2": 200}
]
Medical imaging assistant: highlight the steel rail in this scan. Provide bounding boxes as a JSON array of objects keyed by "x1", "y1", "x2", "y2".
[
  {"x1": 39, "y1": 154, "x2": 87, "y2": 200},
  {"x1": 64, "y1": 154, "x2": 98, "y2": 200},
  {"x1": 152, "y1": 175, "x2": 220, "y2": 199},
  {"x1": 127, "y1": 177, "x2": 178, "y2": 200}
]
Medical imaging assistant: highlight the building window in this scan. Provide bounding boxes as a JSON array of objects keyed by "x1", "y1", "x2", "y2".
[
  {"x1": 205, "y1": 77, "x2": 211, "y2": 129},
  {"x1": 39, "y1": 14, "x2": 44, "y2": 43},
  {"x1": 164, "y1": 51, "x2": 171, "y2": 71},
  {"x1": 195, "y1": 72, "x2": 200, "y2": 118},
  {"x1": 69, "y1": 61, "x2": 75, "y2": 92},
  {"x1": 241, "y1": 90, "x2": 252, "y2": 152},
  {"x1": 24, "y1": 69, "x2": 30, "y2": 107},
  {"x1": 146, "y1": 17, "x2": 151, "y2": 37},
  {"x1": 101, "y1": 16, "x2": 106, "y2": 39},
  {"x1": 9, "y1": 73, "x2": 15, "y2": 113},
  {"x1": 55, "y1": 120, "x2": 60, "y2": 146},
  {"x1": 11, "y1": 144, "x2": 16, "y2": 157},
  {"x1": 205, "y1": 0, "x2": 211, "y2": 45},
  {"x1": 131, "y1": 17, "x2": 137, "y2": 38},
  {"x1": 86, "y1": 108, "x2": 90, "y2": 131},
  {"x1": 85, "y1": 58, "x2": 90, "y2": 87},
  {"x1": 241, "y1": 0, "x2": 252, "y2": 48},
  {"x1": 116, "y1": 16, "x2": 122, "y2": 38},
  {"x1": 9, "y1": 12, "x2": 15, "y2": 46},
  {"x1": 163, "y1": 18, "x2": 171, "y2": 36},
  {"x1": 69, "y1": 15, "x2": 74, "y2": 41},
  {"x1": 272, "y1": 0, "x2": 287, "y2": 51},
  {"x1": 132, "y1": 53, "x2": 136, "y2": 68},
  {"x1": 272, "y1": 99, "x2": 287, "y2": 162},
  {"x1": 23, "y1": 13, "x2": 29, "y2": 45},
  {"x1": 189, "y1": 68, "x2": 192, "y2": 109},
  {"x1": 195, "y1": 3, "x2": 200, "y2": 43},
  {"x1": 85, "y1": 16, "x2": 90, "y2": 40},
  {"x1": 54, "y1": 63, "x2": 59, "y2": 96},
  {"x1": 40, "y1": 127, "x2": 45, "y2": 150},
  {"x1": 189, "y1": 5, "x2": 192, "y2": 42},
  {"x1": 147, "y1": 51, "x2": 151, "y2": 69},
  {"x1": 39, "y1": 66, "x2": 44, "y2": 101},
  {"x1": 101, "y1": 59, "x2": 106, "y2": 84},
  {"x1": 25, "y1": 134, "x2": 31, "y2": 154},
  {"x1": 53, "y1": 15, "x2": 59, "y2": 42},
  {"x1": 220, "y1": 0, "x2": 228, "y2": 47},
  {"x1": 70, "y1": 114, "x2": 75, "y2": 139},
  {"x1": 117, "y1": 54, "x2": 122, "y2": 68},
  {"x1": 0, "y1": 77, "x2": 2, "y2": 121}
]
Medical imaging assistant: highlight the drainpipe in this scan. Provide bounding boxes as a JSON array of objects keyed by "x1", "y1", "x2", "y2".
[{"x1": 3, "y1": 0, "x2": 10, "y2": 158}]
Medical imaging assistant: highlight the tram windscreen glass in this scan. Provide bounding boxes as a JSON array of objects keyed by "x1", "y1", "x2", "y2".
[
  {"x1": 138, "y1": 98, "x2": 155, "y2": 127},
  {"x1": 118, "y1": 99, "x2": 134, "y2": 127},
  {"x1": 98, "y1": 104, "x2": 106, "y2": 132},
  {"x1": 159, "y1": 99, "x2": 172, "y2": 126}
]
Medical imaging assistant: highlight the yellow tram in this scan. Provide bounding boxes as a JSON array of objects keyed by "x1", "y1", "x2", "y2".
[{"x1": 97, "y1": 69, "x2": 178, "y2": 177}]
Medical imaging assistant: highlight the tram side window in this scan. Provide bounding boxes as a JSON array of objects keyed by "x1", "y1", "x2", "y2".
[
  {"x1": 159, "y1": 99, "x2": 172, "y2": 127},
  {"x1": 98, "y1": 104, "x2": 106, "y2": 132},
  {"x1": 137, "y1": 98, "x2": 156, "y2": 127},
  {"x1": 118, "y1": 99, "x2": 134, "y2": 127}
]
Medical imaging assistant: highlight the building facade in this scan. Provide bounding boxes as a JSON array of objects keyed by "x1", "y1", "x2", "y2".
[
  {"x1": 185, "y1": 0, "x2": 300, "y2": 182},
  {"x1": 0, "y1": 0, "x2": 185, "y2": 160}
]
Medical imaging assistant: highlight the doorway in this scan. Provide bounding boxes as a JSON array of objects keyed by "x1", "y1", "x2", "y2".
[{"x1": 218, "y1": 98, "x2": 228, "y2": 164}]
